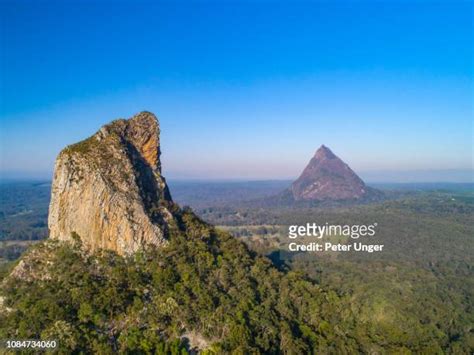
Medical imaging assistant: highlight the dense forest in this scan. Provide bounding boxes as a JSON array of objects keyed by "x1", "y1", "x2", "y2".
[
  {"x1": 0, "y1": 182, "x2": 50, "y2": 242},
  {"x1": 0, "y1": 181, "x2": 473, "y2": 353},
  {"x1": 0, "y1": 210, "x2": 379, "y2": 353}
]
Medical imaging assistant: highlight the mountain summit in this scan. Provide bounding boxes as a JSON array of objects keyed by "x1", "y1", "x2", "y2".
[
  {"x1": 290, "y1": 145, "x2": 371, "y2": 201},
  {"x1": 48, "y1": 112, "x2": 178, "y2": 255}
]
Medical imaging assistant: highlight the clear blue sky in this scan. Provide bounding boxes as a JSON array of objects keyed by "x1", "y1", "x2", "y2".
[{"x1": 0, "y1": 0, "x2": 472, "y2": 182}]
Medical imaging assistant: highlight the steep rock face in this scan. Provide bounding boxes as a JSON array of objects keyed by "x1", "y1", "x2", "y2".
[
  {"x1": 291, "y1": 145, "x2": 369, "y2": 201},
  {"x1": 48, "y1": 112, "x2": 177, "y2": 255}
]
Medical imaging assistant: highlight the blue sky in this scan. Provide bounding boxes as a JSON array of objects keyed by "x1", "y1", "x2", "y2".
[{"x1": 0, "y1": 0, "x2": 472, "y2": 181}]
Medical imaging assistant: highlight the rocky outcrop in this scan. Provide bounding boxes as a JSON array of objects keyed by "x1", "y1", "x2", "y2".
[
  {"x1": 290, "y1": 145, "x2": 372, "y2": 201},
  {"x1": 48, "y1": 112, "x2": 177, "y2": 255}
]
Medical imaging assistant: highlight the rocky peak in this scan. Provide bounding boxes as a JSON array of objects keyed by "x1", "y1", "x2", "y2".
[
  {"x1": 314, "y1": 145, "x2": 336, "y2": 160},
  {"x1": 290, "y1": 145, "x2": 369, "y2": 201},
  {"x1": 95, "y1": 111, "x2": 161, "y2": 170},
  {"x1": 48, "y1": 112, "x2": 176, "y2": 255}
]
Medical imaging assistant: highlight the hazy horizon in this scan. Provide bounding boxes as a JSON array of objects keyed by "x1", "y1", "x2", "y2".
[{"x1": 1, "y1": 168, "x2": 473, "y2": 184}]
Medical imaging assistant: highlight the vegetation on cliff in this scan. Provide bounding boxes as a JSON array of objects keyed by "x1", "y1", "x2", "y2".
[
  {"x1": 2, "y1": 204, "x2": 472, "y2": 353},
  {"x1": 1, "y1": 210, "x2": 357, "y2": 354},
  {"x1": 1, "y1": 183, "x2": 473, "y2": 353}
]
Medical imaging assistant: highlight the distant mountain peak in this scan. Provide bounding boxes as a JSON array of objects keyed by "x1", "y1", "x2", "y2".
[
  {"x1": 314, "y1": 144, "x2": 336, "y2": 159},
  {"x1": 290, "y1": 146, "x2": 373, "y2": 201}
]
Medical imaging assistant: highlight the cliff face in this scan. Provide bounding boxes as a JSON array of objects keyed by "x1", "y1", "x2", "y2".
[
  {"x1": 291, "y1": 145, "x2": 369, "y2": 201},
  {"x1": 48, "y1": 112, "x2": 177, "y2": 255}
]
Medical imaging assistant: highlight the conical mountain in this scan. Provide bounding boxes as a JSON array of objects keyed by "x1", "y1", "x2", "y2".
[{"x1": 290, "y1": 145, "x2": 370, "y2": 201}]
